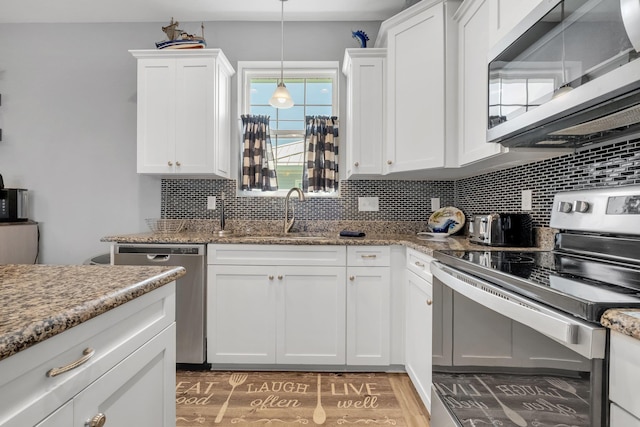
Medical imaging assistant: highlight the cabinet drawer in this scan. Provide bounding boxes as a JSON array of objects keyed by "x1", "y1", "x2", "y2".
[
  {"x1": 347, "y1": 246, "x2": 390, "y2": 267},
  {"x1": 610, "y1": 331, "x2": 640, "y2": 420},
  {"x1": 0, "y1": 284, "x2": 175, "y2": 427},
  {"x1": 406, "y1": 248, "x2": 434, "y2": 283},
  {"x1": 208, "y1": 244, "x2": 346, "y2": 266}
]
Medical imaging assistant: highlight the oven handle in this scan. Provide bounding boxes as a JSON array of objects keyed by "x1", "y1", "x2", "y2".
[{"x1": 432, "y1": 261, "x2": 579, "y2": 345}]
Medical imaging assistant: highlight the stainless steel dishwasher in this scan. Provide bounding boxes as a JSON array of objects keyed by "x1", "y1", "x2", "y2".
[{"x1": 112, "y1": 243, "x2": 206, "y2": 365}]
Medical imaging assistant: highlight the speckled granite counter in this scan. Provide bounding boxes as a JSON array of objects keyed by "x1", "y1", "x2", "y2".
[
  {"x1": 101, "y1": 231, "x2": 551, "y2": 256},
  {"x1": 0, "y1": 264, "x2": 185, "y2": 361},
  {"x1": 601, "y1": 309, "x2": 640, "y2": 341}
]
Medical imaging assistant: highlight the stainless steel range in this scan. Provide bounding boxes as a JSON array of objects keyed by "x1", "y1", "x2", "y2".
[{"x1": 430, "y1": 185, "x2": 640, "y2": 427}]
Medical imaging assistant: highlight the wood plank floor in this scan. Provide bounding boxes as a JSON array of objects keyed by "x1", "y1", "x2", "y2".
[{"x1": 176, "y1": 371, "x2": 430, "y2": 426}]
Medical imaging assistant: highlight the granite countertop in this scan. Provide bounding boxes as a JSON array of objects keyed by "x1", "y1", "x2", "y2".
[
  {"x1": 0, "y1": 264, "x2": 185, "y2": 362},
  {"x1": 101, "y1": 231, "x2": 548, "y2": 256},
  {"x1": 601, "y1": 309, "x2": 640, "y2": 340}
]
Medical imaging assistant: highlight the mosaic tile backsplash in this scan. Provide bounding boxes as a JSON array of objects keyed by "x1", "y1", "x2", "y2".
[{"x1": 162, "y1": 137, "x2": 640, "y2": 229}]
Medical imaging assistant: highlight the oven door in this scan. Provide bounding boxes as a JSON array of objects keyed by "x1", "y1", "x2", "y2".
[{"x1": 431, "y1": 261, "x2": 607, "y2": 427}]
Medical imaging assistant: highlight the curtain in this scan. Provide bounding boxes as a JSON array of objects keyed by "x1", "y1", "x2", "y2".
[
  {"x1": 303, "y1": 116, "x2": 339, "y2": 193},
  {"x1": 241, "y1": 115, "x2": 278, "y2": 191}
]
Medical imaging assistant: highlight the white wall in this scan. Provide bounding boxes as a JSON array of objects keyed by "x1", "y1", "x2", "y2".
[{"x1": 0, "y1": 20, "x2": 380, "y2": 264}]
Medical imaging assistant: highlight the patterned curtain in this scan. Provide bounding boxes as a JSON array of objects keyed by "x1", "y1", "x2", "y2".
[
  {"x1": 303, "y1": 116, "x2": 339, "y2": 193},
  {"x1": 241, "y1": 115, "x2": 278, "y2": 191}
]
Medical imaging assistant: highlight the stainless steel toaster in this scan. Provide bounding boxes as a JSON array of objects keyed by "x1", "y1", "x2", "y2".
[{"x1": 467, "y1": 213, "x2": 533, "y2": 247}]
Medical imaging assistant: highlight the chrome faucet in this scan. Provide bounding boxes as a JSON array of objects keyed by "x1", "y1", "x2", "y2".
[{"x1": 283, "y1": 187, "x2": 306, "y2": 233}]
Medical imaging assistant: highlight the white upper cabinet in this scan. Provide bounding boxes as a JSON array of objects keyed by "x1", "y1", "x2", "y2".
[
  {"x1": 456, "y1": 0, "x2": 504, "y2": 166},
  {"x1": 343, "y1": 48, "x2": 386, "y2": 178},
  {"x1": 376, "y1": 0, "x2": 461, "y2": 175},
  {"x1": 130, "y1": 49, "x2": 234, "y2": 177},
  {"x1": 488, "y1": 0, "x2": 544, "y2": 48}
]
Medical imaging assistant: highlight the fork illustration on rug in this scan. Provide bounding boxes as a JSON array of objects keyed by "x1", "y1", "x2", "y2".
[{"x1": 215, "y1": 373, "x2": 249, "y2": 423}]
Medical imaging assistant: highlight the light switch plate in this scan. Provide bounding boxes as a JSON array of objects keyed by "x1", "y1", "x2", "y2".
[
  {"x1": 431, "y1": 197, "x2": 441, "y2": 211},
  {"x1": 358, "y1": 197, "x2": 379, "y2": 212},
  {"x1": 207, "y1": 196, "x2": 216, "y2": 210},
  {"x1": 521, "y1": 190, "x2": 532, "y2": 211}
]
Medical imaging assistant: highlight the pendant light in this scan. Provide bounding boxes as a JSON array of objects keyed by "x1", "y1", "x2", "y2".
[{"x1": 269, "y1": 0, "x2": 294, "y2": 109}]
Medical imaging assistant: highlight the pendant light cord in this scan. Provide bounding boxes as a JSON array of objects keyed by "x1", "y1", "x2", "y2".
[{"x1": 280, "y1": 0, "x2": 285, "y2": 84}]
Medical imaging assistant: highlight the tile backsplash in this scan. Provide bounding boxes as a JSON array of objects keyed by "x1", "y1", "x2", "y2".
[{"x1": 162, "y1": 137, "x2": 640, "y2": 229}]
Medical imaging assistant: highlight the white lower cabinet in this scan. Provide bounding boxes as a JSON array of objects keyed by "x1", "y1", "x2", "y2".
[
  {"x1": 0, "y1": 284, "x2": 176, "y2": 427},
  {"x1": 207, "y1": 245, "x2": 347, "y2": 366},
  {"x1": 609, "y1": 330, "x2": 640, "y2": 426},
  {"x1": 404, "y1": 249, "x2": 434, "y2": 412},
  {"x1": 346, "y1": 246, "x2": 391, "y2": 366}
]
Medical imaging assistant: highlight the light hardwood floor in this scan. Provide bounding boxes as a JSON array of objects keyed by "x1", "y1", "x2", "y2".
[{"x1": 387, "y1": 373, "x2": 431, "y2": 427}]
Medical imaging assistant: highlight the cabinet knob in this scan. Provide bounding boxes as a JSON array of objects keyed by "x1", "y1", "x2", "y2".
[
  {"x1": 387, "y1": 160, "x2": 393, "y2": 165},
  {"x1": 415, "y1": 261, "x2": 425, "y2": 268},
  {"x1": 349, "y1": 275, "x2": 355, "y2": 281},
  {"x1": 86, "y1": 413, "x2": 106, "y2": 427},
  {"x1": 278, "y1": 275, "x2": 283, "y2": 280},
  {"x1": 176, "y1": 161, "x2": 181, "y2": 167},
  {"x1": 354, "y1": 162, "x2": 359, "y2": 167},
  {"x1": 167, "y1": 161, "x2": 173, "y2": 166},
  {"x1": 426, "y1": 299, "x2": 433, "y2": 306},
  {"x1": 268, "y1": 275, "x2": 274, "y2": 280}
]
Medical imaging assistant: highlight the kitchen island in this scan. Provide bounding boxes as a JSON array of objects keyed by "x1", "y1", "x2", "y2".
[{"x1": 0, "y1": 264, "x2": 185, "y2": 427}]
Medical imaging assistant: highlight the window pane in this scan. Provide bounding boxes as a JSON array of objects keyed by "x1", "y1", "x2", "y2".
[
  {"x1": 306, "y1": 106, "x2": 333, "y2": 117},
  {"x1": 285, "y1": 81, "x2": 305, "y2": 105},
  {"x1": 250, "y1": 105, "x2": 276, "y2": 117},
  {"x1": 276, "y1": 105, "x2": 304, "y2": 122},
  {"x1": 277, "y1": 120, "x2": 305, "y2": 132},
  {"x1": 502, "y1": 79, "x2": 527, "y2": 105},
  {"x1": 251, "y1": 81, "x2": 277, "y2": 105},
  {"x1": 306, "y1": 80, "x2": 333, "y2": 105}
]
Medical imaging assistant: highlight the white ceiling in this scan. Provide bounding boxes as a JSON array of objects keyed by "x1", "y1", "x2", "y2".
[{"x1": 0, "y1": 0, "x2": 409, "y2": 24}]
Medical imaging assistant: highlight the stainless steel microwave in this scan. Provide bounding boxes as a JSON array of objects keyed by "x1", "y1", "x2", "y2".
[{"x1": 487, "y1": 0, "x2": 640, "y2": 148}]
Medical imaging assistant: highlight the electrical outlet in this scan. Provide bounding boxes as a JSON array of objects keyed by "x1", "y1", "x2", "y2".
[
  {"x1": 431, "y1": 197, "x2": 441, "y2": 211},
  {"x1": 207, "y1": 196, "x2": 216, "y2": 210},
  {"x1": 358, "y1": 197, "x2": 379, "y2": 212},
  {"x1": 521, "y1": 190, "x2": 532, "y2": 211}
]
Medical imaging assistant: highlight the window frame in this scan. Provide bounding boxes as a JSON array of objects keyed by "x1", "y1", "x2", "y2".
[{"x1": 236, "y1": 61, "x2": 340, "y2": 198}]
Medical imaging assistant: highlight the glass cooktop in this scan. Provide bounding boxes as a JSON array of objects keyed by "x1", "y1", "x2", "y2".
[{"x1": 434, "y1": 250, "x2": 640, "y2": 322}]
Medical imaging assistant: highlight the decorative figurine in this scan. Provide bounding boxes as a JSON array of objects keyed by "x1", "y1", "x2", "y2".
[
  {"x1": 155, "y1": 18, "x2": 207, "y2": 49},
  {"x1": 352, "y1": 30, "x2": 369, "y2": 48}
]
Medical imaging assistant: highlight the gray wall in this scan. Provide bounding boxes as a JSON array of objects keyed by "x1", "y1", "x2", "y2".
[{"x1": 0, "y1": 20, "x2": 380, "y2": 264}]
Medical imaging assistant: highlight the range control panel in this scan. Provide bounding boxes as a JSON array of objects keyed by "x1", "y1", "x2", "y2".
[{"x1": 550, "y1": 185, "x2": 640, "y2": 236}]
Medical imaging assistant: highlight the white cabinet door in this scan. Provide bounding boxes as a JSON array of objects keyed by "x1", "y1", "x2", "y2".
[
  {"x1": 457, "y1": 0, "x2": 505, "y2": 166},
  {"x1": 131, "y1": 49, "x2": 234, "y2": 177},
  {"x1": 405, "y1": 270, "x2": 433, "y2": 412},
  {"x1": 343, "y1": 49, "x2": 386, "y2": 177},
  {"x1": 346, "y1": 266, "x2": 391, "y2": 366},
  {"x1": 207, "y1": 265, "x2": 277, "y2": 364},
  {"x1": 73, "y1": 324, "x2": 176, "y2": 427},
  {"x1": 35, "y1": 401, "x2": 72, "y2": 426},
  {"x1": 385, "y1": 2, "x2": 447, "y2": 172},
  {"x1": 136, "y1": 57, "x2": 176, "y2": 174},
  {"x1": 610, "y1": 331, "x2": 640, "y2": 420},
  {"x1": 277, "y1": 266, "x2": 347, "y2": 365},
  {"x1": 489, "y1": 0, "x2": 543, "y2": 47}
]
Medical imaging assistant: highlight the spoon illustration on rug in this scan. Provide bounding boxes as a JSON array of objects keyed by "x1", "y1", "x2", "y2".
[
  {"x1": 313, "y1": 374, "x2": 326, "y2": 424},
  {"x1": 215, "y1": 373, "x2": 248, "y2": 423}
]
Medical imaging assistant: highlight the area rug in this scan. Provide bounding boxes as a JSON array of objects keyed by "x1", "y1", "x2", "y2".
[{"x1": 176, "y1": 371, "x2": 407, "y2": 426}]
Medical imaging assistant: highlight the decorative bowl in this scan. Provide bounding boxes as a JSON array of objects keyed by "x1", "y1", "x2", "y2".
[{"x1": 145, "y1": 218, "x2": 186, "y2": 234}]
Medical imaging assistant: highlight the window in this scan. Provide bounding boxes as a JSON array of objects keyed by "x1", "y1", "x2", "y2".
[{"x1": 237, "y1": 62, "x2": 339, "y2": 196}]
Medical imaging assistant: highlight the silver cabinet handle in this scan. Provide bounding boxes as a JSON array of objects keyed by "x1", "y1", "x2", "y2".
[
  {"x1": 268, "y1": 275, "x2": 274, "y2": 280},
  {"x1": 349, "y1": 275, "x2": 355, "y2": 281},
  {"x1": 86, "y1": 413, "x2": 106, "y2": 427},
  {"x1": 426, "y1": 299, "x2": 433, "y2": 306},
  {"x1": 354, "y1": 162, "x2": 359, "y2": 167},
  {"x1": 47, "y1": 348, "x2": 95, "y2": 377},
  {"x1": 361, "y1": 254, "x2": 377, "y2": 259},
  {"x1": 167, "y1": 161, "x2": 173, "y2": 166},
  {"x1": 415, "y1": 261, "x2": 425, "y2": 268},
  {"x1": 278, "y1": 275, "x2": 283, "y2": 280},
  {"x1": 387, "y1": 160, "x2": 393, "y2": 165},
  {"x1": 176, "y1": 161, "x2": 181, "y2": 167}
]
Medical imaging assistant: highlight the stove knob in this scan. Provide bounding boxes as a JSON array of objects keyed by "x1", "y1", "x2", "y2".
[
  {"x1": 573, "y1": 200, "x2": 590, "y2": 213},
  {"x1": 557, "y1": 201, "x2": 573, "y2": 213}
]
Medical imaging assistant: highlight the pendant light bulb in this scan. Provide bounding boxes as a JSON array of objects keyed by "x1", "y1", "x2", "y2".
[{"x1": 270, "y1": 0, "x2": 294, "y2": 109}]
